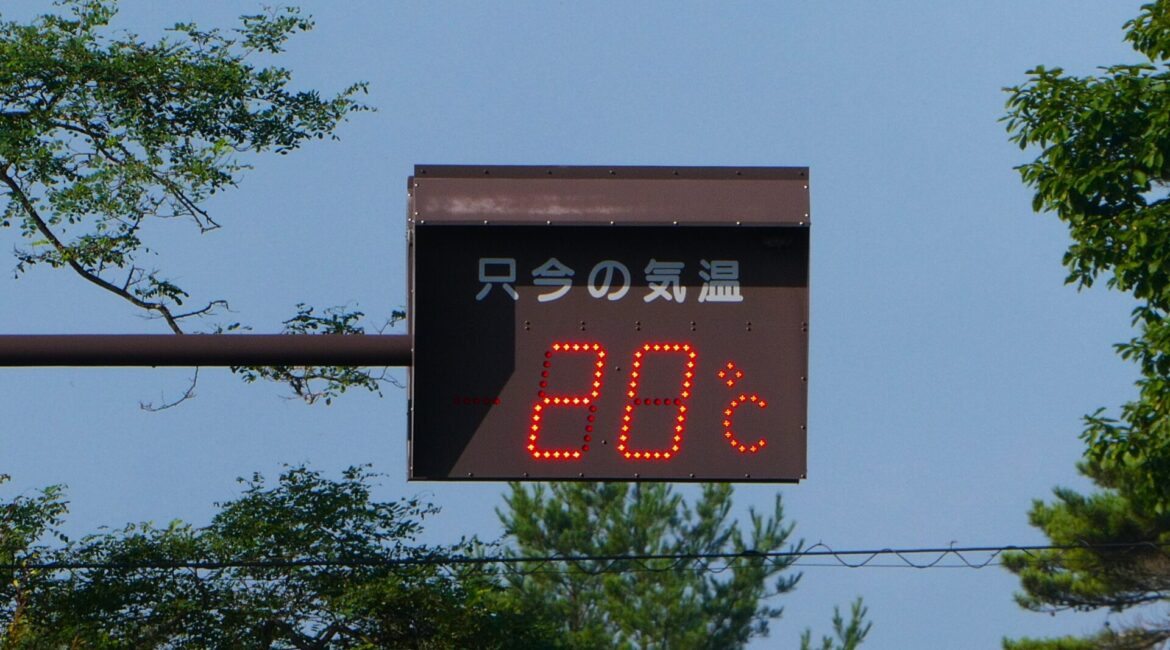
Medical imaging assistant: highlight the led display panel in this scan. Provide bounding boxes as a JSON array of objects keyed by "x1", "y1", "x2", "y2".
[{"x1": 408, "y1": 166, "x2": 809, "y2": 482}]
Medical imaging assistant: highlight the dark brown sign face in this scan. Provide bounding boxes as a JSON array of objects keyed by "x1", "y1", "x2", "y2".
[{"x1": 408, "y1": 166, "x2": 809, "y2": 482}]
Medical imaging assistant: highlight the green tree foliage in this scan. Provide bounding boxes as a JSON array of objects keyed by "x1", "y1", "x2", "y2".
[
  {"x1": 0, "y1": 466, "x2": 556, "y2": 649},
  {"x1": 799, "y1": 599, "x2": 872, "y2": 650},
  {"x1": 0, "y1": 0, "x2": 393, "y2": 404},
  {"x1": 1002, "y1": 1, "x2": 1170, "y2": 646},
  {"x1": 1004, "y1": 0, "x2": 1170, "y2": 512},
  {"x1": 0, "y1": 475, "x2": 67, "y2": 645},
  {"x1": 1003, "y1": 638, "x2": 1101, "y2": 650},
  {"x1": 497, "y1": 482, "x2": 865, "y2": 650}
]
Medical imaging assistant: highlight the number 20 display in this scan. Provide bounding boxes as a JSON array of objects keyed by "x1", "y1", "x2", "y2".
[{"x1": 530, "y1": 342, "x2": 767, "y2": 461}]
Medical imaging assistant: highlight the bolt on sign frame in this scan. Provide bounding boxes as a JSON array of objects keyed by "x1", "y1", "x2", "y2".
[{"x1": 409, "y1": 165, "x2": 809, "y2": 482}]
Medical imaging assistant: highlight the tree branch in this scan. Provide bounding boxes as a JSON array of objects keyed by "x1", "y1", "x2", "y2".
[
  {"x1": 139, "y1": 368, "x2": 199, "y2": 412},
  {"x1": 0, "y1": 164, "x2": 185, "y2": 333},
  {"x1": 47, "y1": 118, "x2": 221, "y2": 231}
]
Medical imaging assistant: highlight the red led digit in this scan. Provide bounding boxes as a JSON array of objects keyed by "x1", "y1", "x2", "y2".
[
  {"x1": 528, "y1": 342, "x2": 607, "y2": 460},
  {"x1": 618, "y1": 343, "x2": 696, "y2": 461}
]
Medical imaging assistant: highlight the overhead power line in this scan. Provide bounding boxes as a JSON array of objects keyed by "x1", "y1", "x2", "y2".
[{"x1": 3, "y1": 541, "x2": 1166, "y2": 574}]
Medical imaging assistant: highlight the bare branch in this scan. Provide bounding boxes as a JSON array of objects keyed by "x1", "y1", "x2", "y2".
[
  {"x1": 139, "y1": 368, "x2": 199, "y2": 412},
  {"x1": 172, "y1": 300, "x2": 229, "y2": 320}
]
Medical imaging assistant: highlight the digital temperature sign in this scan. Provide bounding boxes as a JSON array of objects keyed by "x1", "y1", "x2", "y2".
[{"x1": 408, "y1": 166, "x2": 809, "y2": 482}]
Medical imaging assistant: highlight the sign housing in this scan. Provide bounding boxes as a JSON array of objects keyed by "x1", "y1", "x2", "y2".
[{"x1": 409, "y1": 166, "x2": 809, "y2": 482}]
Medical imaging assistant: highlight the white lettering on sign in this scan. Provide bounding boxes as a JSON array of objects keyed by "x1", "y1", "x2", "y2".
[
  {"x1": 532, "y1": 257, "x2": 575, "y2": 303},
  {"x1": 698, "y1": 260, "x2": 744, "y2": 303},
  {"x1": 474, "y1": 257, "x2": 746, "y2": 304},
  {"x1": 476, "y1": 258, "x2": 519, "y2": 301},
  {"x1": 643, "y1": 259, "x2": 687, "y2": 303},
  {"x1": 587, "y1": 261, "x2": 632, "y2": 301}
]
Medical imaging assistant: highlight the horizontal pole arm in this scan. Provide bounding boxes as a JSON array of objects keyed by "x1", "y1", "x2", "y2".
[{"x1": 0, "y1": 335, "x2": 412, "y2": 367}]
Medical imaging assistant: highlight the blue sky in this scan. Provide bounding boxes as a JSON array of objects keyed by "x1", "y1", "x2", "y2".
[{"x1": 0, "y1": 1, "x2": 1151, "y2": 647}]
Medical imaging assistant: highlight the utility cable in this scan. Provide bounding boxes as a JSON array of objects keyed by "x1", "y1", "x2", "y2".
[{"x1": 2, "y1": 540, "x2": 1166, "y2": 573}]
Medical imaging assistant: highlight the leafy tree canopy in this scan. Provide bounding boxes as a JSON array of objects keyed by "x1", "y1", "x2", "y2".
[
  {"x1": 1004, "y1": 0, "x2": 1170, "y2": 512},
  {"x1": 0, "y1": 473, "x2": 869, "y2": 649},
  {"x1": 0, "y1": 465, "x2": 557, "y2": 649},
  {"x1": 0, "y1": 0, "x2": 391, "y2": 404}
]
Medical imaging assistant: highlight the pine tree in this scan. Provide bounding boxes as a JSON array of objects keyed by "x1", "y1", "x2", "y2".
[{"x1": 497, "y1": 481, "x2": 805, "y2": 650}]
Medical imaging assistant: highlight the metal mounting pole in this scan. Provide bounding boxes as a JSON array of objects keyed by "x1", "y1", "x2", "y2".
[{"x1": 0, "y1": 335, "x2": 413, "y2": 367}]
